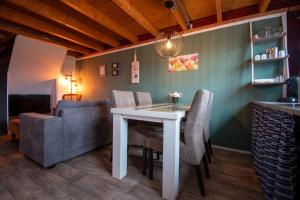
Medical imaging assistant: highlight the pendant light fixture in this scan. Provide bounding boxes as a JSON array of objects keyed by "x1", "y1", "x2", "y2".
[{"x1": 155, "y1": 0, "x2": 184, "y2": 59}]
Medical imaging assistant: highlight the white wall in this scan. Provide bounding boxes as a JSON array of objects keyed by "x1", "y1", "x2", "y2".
[
  {"x1": 8, "y1": 35, "x2": 67, "y2": 96},
  {"x1": 56, "y1": 55, "x2": 77, "y2": 101}
]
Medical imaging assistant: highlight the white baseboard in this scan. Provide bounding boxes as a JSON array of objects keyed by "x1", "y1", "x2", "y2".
[{"x1": 212, "y1": 145, "x2": 251, "y2": 155}]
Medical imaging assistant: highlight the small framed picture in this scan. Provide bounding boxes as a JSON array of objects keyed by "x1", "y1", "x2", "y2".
[
  {"x1": 112, "y1": 63, "x2": 119, "y2": 69},
  {"x1": 99, "y1": 65, "x2": 106, "y2": 77},
  {"x1": 112, "y1": 69, "x2": 118, "y2": 76}
]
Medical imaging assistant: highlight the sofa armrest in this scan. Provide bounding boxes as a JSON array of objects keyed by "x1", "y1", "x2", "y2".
[{"x1": 19, "y1": 113, "x2": 63, "y2": 168}]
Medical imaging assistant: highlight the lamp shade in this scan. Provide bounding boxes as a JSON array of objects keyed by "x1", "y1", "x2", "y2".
[{"x1": 155, "y1": 29, "x2": 183, "y2": 59}]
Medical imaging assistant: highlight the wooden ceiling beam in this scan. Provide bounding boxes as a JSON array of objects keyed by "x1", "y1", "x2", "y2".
[
  {"x1": 216, "y1": 0, "x2": 223, "y2": 23},
  {"x1": 259, "y1": 0, "x2": 271, "y2": 13},
  {"x1": 59, "y1": 0, "x2": 138, "y2": 43},
  {"x1": 112, "y1": 0, "x2": 160, "y2": 36},
  {"x1": 172, "y1": 3, "x2": 188, "y2": 31},
  {"x1": 0, "y1": 4, "x2": 104, "y2": 51},
  {"x1": 67, "y1": 50, "x2": 83, "y2": 58},
  {"x1": 6, "y1": 0, "x2": 119, "y2": 47},
  {"x1": 0, "y1": 20, "x2": 92, "y2": 54}
]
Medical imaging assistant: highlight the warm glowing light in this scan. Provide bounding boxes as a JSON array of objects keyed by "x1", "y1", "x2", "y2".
[
  {"x1": 166, "y1": 39, "x2": 172, "y2": 49},
  {"x1": 60, "y1": 75, "x2": 69, "y2": 86}
]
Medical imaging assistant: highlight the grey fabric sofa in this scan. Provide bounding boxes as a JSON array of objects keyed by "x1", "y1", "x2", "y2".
[{"x1": 19, "y1": 100, "x2": 112, "y2": 168}]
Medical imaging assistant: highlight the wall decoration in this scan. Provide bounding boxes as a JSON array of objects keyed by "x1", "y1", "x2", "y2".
[
  {"x1": 99, "y1": 65, "x2": 106, "y2": 77},
  {"x1": 168, "y1": 53, "x2": 199, "y2": 72},
  {"x1": 112, "y1": 63, "x2": 119, "y2": 69},
  {"x1": 131, "y1": 50, "x2": 139, "y2": 84},
  {"x1": 112, "y1": 69, "x2": 118, "y2": 76}
]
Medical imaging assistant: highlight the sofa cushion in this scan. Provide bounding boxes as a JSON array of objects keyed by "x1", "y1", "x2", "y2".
[{"x1": 55, "y1": 99, "x2": 110, "y2": 116}]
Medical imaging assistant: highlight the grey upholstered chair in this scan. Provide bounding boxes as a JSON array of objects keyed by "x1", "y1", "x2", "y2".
[
  {"x1": 204, "y1": 91, "x2": 214, "y2": 163},
  {"x1": 146, "y1": 89, "x2": 210, "y2": 196},
  {"x1": 134, "y1": 92, "x2": 152, "y2": 106},
  {"x1": 111, "y1": 90, "x2": 154, "y2": 174},
  {"x1": 134, "y1": 91, "x2": 163, "y2": 160}
]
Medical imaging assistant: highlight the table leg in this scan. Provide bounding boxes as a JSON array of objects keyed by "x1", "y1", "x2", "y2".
[
  {"x1": 163, "y1": 119, "x2": 180, "y2": 200},
  {"x1": 112, "y1": 114, "x2": 128, "y2": 179}
]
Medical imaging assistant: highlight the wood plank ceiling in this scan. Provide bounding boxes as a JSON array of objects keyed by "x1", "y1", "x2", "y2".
[{"x1": 0, "y1": 0, "x2": 299, "y2": 57}]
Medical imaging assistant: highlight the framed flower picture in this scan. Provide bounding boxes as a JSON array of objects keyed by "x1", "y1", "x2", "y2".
[{"x1": 168, "y1": 53, "x2": 199, "y2": 72}]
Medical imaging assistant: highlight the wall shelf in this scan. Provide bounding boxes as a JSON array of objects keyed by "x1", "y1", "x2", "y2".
[
  {"x1": 250, "y1": 14, "x2": 289, "y2": 87},
  {"x1": 252, "y1": 80, "x2": 284, "y2": 86},
  {"x1": 253, "y1": 55, "x2": 289, "y2": 63},
  {"x1": 252, "y1": 33, "x2": 286, "y2": 43}
]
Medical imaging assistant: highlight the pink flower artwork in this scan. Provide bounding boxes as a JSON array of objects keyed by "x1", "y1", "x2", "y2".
[{"x1": 168, "y1": 53, "x2": 199, "y2": 72}]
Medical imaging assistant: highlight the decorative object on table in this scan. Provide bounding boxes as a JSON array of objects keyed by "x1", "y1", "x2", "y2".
[
  {"x1": 155, "y1": 0, "x2": 183, "y2": 59},
  {"x1": 99, "y1": 64, "x2": 106, "y2": 77},
  {"x1": 131, "y1": 49, "x2": 139, "y2": 84},
  {"x1": 112, "y1": 69, "x2": 118, "y2": 76},
  {"x1": 169, "y1": 91, "x2": 182, "y2": 105},
  {"x1": 168, "y1": 53, "x2": 199, "y2": 72},
  {"x1": 112, "y1": 63, "x2": 119, "y2": 69}
]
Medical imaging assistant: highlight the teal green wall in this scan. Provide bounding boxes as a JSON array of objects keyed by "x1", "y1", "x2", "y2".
[{"x1": 77, "y1": 20, "x2": 283, "y2": 151}]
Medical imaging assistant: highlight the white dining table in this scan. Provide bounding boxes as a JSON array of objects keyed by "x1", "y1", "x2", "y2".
[{"x1": 111, "y1": 103, "x2": 188, "y2": 200}]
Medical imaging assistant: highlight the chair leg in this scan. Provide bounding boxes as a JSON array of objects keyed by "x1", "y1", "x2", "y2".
[
  {"x1": 155, "y1": 152, "x2": 160, "y2": 160},
  {"x1": 208, "y1": 138, "x2": 213, "y2": 154},
  {"x1": 11, "y1": 133, "x2": 16, "y2": 141},
  {"x1": 203, "y1": 153, "x2": 210, "y2": 178},
  {"x1": 148, "y1": 149, "x2": 153, "y2": 180},
  {"x1": 142, "y1": 148, "x2": 148, "y2": 175},
  {"x1": 109, "y1": 150, "x2": 112, "y2": 162},
  {"x1": 204, "y1": 141, "x2": 211, "y2": 163},
  {"x1": 194, "y1": 164, "x2": 206, "y2": 196}
]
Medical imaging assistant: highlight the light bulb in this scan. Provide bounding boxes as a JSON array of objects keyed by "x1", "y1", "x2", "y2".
[{"x1": 166, "y1": 39, "x2": 172, "y2": 49}]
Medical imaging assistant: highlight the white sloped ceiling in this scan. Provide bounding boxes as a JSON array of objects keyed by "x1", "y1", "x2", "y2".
[{"x1": 8, "y1": 35, "x2": 67, "y2": 95}]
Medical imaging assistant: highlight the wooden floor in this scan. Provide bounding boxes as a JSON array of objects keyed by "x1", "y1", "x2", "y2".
[{"x1": 0, "y1": 136, "x2": 263, "y2": 200}]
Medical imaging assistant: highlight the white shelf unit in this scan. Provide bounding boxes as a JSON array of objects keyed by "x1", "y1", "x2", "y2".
[{"x1": 250, "y1": 13, "x2": 289, "y2": 86}]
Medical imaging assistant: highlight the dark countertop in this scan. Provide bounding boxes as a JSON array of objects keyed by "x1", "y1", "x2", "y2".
[{"x1": 253, "y1": 101, "x2": 300, "y2": 116}]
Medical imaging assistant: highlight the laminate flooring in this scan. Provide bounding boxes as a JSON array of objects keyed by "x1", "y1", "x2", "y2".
[{"x1": 0, "y1": 137, "x2": 263, "y2": 200}]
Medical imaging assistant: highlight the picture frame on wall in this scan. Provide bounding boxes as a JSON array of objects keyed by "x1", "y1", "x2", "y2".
[
  {"x1": 99, "y1": 64, "x2": 106, "y2": 77},
  {"x1": 112, "y1": 69, "x2": 118, "y2": 76},
  {"x1": 112, "y1": 63, "x2": 119, "y2": 69}
]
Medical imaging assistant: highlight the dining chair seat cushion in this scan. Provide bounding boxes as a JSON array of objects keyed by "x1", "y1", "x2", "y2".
[
  {"x1": 146, "y1": 132, "x2": 197, "y2": 164},
  {"x1": 145, "y1": 132, "x2": 163, "y2": 152},
  {"x1": 145, "y1": 131, "x2": 185, "y2": 153},
  {"x1": 128, "y1": 125, "x2": 157, "y2": 146}
]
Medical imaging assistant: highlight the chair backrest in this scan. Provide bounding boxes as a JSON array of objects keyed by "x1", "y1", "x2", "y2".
[
  {"x1": 111, "y1": 90, "x2": 136, "y2": 108},
  {"x1": 134, "y1": 92, "x2": 152, "y2": 106},
  {"x1": 204, "y1": 91, "x2": 214, "y2": 142},
  {"x1": 62, "y1": 94, "x2": 82, "y2": 101},
  {"x1": 183, "y1": 89, "x2": 210, "y2": 165}
]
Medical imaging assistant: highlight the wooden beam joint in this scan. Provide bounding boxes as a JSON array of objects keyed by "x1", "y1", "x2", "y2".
[
  {"x1": 216, "y1": 0, "x2": 223, "y2": 23},
  {"x1": 259, "y1": 0, "x2": 271, "y2": 13}
]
